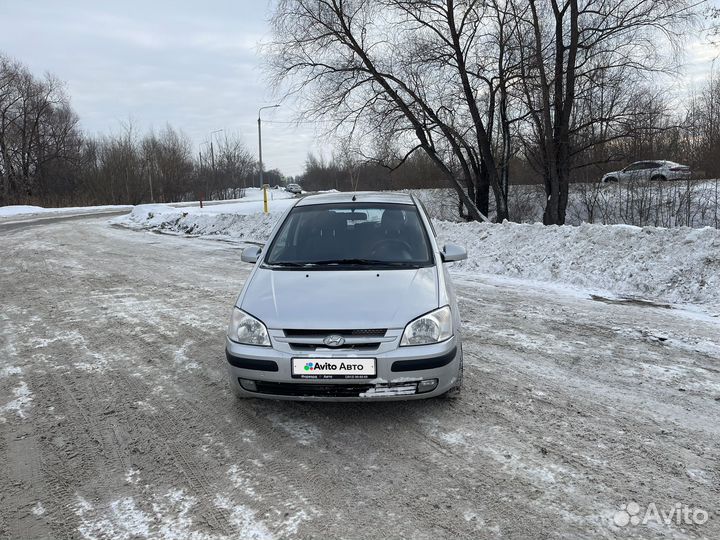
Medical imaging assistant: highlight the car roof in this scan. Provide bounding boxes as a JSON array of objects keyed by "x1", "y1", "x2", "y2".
[{"x1": 295, "y1": 191, "x2": 415, "y2": 207}]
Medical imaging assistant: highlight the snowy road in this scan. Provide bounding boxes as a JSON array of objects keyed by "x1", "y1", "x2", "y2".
[{"x1": 1, "y1": 216, "x2": 718, "y2": 539}]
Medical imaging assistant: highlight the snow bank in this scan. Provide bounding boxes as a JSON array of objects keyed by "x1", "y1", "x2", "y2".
[
  {"x1": 437, "y1": 221, "x2": 720, "y2": 308},
  {"x1": 0, "y1": 204, "x2": 132, "y2": 218},
  {"x1": 0, "y1": 188, "x2": 293, "y2": 219},
  {"x1": 115, "y1": 203, "x2": 720, "y2": 309},
  {"x1": 116, "y1": 203, "x2": 287, "y2": 243},
  {"x1": 0, "y1": 205, "x2": 45, "y2": 217}
]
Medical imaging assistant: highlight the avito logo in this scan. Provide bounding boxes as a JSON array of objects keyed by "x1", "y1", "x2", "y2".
[
  {"x1": 304, "y1": 361, "x2": 339, "y2": 371},
  {"x1": 305, "y1": 361, "x2": 338, "y2": 371},
  {"x1": 303, "y1": 361, "x2": 364, "y2": 371}
]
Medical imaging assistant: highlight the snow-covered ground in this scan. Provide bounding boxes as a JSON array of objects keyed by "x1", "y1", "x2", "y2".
[
  {"x1": 0, "y1": 204, "x2": 132, "y2": 219},
  {"x1": 113, "y1": 200, "x2": 720, "y2": 312},
  {"x1": 3, "y1": 215, "x2": 720, "y2": 539},
  {"x1": 438, "y1": 221, "x2": 720, "y2": 310},
  {"x1": 408, "y1": 180, "x2": 720, "y2": 228}
]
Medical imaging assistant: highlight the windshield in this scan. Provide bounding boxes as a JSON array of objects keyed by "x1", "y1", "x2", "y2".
[{"x1": 264, "y1": 203, "x2": 434, "y2": 269}]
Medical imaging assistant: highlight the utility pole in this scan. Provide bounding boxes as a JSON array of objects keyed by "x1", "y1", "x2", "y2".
[
  {"x1": 258, "y1": 105, "x2": 280, "y2": 188},
  {"x1": 209, "y1": 129, "x2": 223, "y2": 200}
]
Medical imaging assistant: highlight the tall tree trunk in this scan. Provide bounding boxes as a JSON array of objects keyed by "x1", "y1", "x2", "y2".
[
  {"x1": 447, "y1": 0, "x2": 505, "y2": 221},
  {"x1": 477, "y1": 160, "x2": 491, "y2": 219}
]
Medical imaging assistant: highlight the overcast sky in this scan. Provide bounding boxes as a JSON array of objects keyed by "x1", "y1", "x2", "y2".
[
  {"x1": 1, "y1": 0, "x2": 719, "y2": 177},
  {"x1": 0, "y1": 0, "x2": 326, "y2": 176}
]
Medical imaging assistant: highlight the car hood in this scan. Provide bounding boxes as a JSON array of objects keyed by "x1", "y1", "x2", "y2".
[{"x1": 240, "y1": 266, "x2": 439, "y2": 329}]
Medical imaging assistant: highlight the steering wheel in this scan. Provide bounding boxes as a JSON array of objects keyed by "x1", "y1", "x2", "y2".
[{"x1": 370, "y1": 238, "x2": 413, "y2": 259}]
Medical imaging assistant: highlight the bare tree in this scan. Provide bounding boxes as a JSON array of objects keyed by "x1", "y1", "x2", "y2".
[
  {"x1": 0, "y1": 54, "x2": 82, "y2": 205},
  {"x1": 213, "y1": 132, "x2": 256, "y2": 198},
  {"x1": 511, "y1": 0, "x2": 698, "y2": 224},
  {"x1": 267, "y1": 0, "x2": 526, "y2": 222},
  {"x1": 142, "y1": 126, "x2": 195, "y2": 202}
]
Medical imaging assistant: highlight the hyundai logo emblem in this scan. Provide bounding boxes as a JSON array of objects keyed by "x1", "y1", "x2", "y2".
[{"x1": 323, "y1": 334, "x2": 345, "y2": 348}]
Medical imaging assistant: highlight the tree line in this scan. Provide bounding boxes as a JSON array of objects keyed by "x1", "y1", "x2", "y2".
[
  {"x1": 0, "y1": 54, "x2": 266, "y2": 207},
  {"x1": 297, "y1": 70, "x2": 720, "y2": 213},
  {"x1": 269, "y1": 0, "x2": 711, "y2": 224}
]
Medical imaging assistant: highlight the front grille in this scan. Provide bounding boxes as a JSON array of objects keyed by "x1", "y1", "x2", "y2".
[
  {"x1": 253, "y1": 381, "x2": 374, "y2": 397},
  {"x1": 283, "y1": 329, "x2": 387, "y2": 338},
  {"x1": 289, "y1": 343, "x2": 380, "y2": 352}
]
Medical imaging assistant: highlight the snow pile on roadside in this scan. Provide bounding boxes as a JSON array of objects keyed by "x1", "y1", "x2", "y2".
[
  {"x1": 116, "y1": 204, "x2": 284, "y2": 243},
  {"x1": 0, "y1": 188, "x2": 293, "y2": 219},
  {"x1": 0, "y1": 204, "x2": 132, "y2": 218},
  {"x1": 116, "y1": 203, "x2": 720, "y2": 308},
  {"x1": 0, "y1": 205, "x2": 45, "y2": 217},
  {"x1": 437, "y1": 220, "x2": 720, "y2": 308}
]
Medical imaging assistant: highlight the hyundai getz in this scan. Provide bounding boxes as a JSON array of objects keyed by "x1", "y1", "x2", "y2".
[{"x1": 225, "y1": 192, "x2": 467, "y2": 400}]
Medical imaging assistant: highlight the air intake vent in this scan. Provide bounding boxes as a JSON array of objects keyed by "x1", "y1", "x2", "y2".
[{"x1": 283, "y1": 329, "x2": 387, "y2": 338}]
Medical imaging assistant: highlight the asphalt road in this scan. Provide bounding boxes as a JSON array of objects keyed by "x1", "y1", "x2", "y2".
[{"x1": 0, "y1": 215, "x2": 718, "y2": 539}]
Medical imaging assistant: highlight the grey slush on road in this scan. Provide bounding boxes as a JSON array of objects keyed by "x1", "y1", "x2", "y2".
[{"x1": 225, "y1": 191, "x2": 467, "y2": 401}]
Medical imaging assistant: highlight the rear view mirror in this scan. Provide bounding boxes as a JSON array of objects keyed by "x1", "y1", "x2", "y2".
[
  {"x1": 241, "y1": 245, "x2": 262, "y2": 264},
  {"x1": 441, "y1": 244, "x2": 467, "y2": 262}
]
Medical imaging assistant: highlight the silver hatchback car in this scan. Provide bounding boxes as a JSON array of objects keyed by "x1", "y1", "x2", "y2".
[{"x1": 225, "y1": 192, "x2": 466, "y2": 401}]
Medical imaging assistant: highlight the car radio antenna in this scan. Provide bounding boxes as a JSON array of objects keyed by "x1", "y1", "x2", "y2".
[{"x1": 352, "y1": 194, "x2": 357, "y2": 201}]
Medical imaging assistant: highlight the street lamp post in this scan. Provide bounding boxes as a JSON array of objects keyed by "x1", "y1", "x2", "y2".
[
  {"x1": 209, "y1": 129, "x2": 223, "y2": 172},
  {"x1": 258, "y1": 105, "x2": 280, "y2": 188}
]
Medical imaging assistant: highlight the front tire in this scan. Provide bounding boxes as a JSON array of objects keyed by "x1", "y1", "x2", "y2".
[{"x1": 651, "y1": 175, "x2": 667, "y2": 182}]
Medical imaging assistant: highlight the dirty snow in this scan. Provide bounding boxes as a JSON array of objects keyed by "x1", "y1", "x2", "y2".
[
  {"x1": 1, "y1": 381, "x2": 32, "y2": 419},
  {"x1": 213, "y1": 496, "x2": 274, "y2": 540},
  {"x1": 0, "y1": 366, "x2": 22, "y2": 378},
  {"x1": 266, "y1": 412, "x2": 321, "y2": 445},
  {"x1": 3, "y1": 210, "x2": 720, "y2": 538},
  {"x1": 32, "y1": 502, "x2": 46, "y2": 516}
]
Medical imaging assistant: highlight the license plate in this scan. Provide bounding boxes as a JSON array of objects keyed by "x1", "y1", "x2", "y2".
[{"x1": 291, "y1": 358, "x2": 376, "y2": 379}]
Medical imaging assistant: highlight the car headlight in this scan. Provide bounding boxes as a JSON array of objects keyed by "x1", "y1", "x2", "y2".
[
  {"x1": 400, "y1": 306, "x2": 453, "y2": 346},
  {"x1": 227, "y1": 308, "x2": 270, "y2": 346}
]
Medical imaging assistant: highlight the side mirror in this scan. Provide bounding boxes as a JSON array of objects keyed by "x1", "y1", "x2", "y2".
[
  {"x1": 441, "y1": 244, "x2": 467, "y2": 263},
  {"x1": 241, "y1": 245, "x2": 262, "y2": 264}
]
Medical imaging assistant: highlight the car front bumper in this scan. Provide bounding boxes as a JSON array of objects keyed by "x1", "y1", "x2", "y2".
[{"x1": 225, "y1": 336, "x2": 462, "y2": 401}]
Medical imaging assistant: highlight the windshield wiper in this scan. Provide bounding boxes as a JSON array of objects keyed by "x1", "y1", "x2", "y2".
[
  {"x1": 265, "y1": 261, "x2": 314, "y2": 268},
  {"x1": 310, "y1": 258, "x2": 417, "y2": 267}
]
